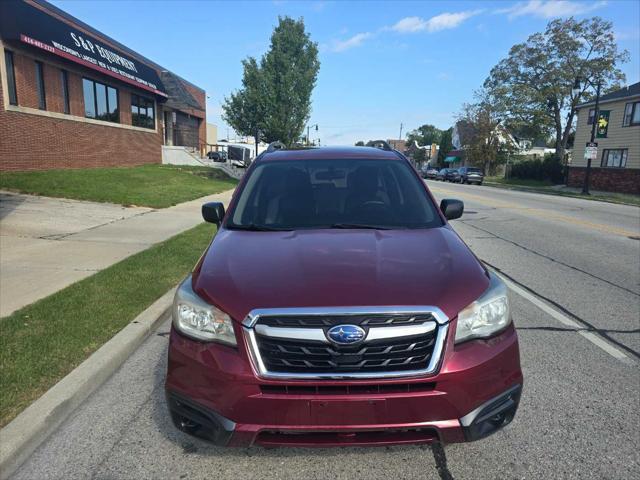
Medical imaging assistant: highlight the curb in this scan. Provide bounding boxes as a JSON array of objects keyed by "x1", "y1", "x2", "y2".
[
  {"x1": 0, "y1": 287, "x2": 176, "y2": 480},
  {"x1": 482, "y1": 182, "x2": 639, "y2": 207}
]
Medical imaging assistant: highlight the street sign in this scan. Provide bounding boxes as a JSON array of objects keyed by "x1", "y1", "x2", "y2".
[{"x1": 584, "y1": 146, "x2": 598, "y2": 160}]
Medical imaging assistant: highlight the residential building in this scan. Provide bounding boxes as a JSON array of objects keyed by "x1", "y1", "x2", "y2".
[
  {"x1": 569, "y1": 82, "x2": 640, "y2": 194},
  {"x1": 0, "y1": 0, "x2": 206, "y2": 171}
]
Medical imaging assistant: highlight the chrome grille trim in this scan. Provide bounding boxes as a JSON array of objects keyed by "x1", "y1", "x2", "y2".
[
  {"x1": 254, "y1": 322, "x2": 437, "y2": 343},
  {"x1": 242, "y1": 306, "x2": 449, "y2": 380}
]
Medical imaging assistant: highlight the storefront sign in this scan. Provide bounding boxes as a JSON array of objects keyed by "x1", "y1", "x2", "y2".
[{"x1": 0, "y1": 1, "x2": 167, "y2": 97}]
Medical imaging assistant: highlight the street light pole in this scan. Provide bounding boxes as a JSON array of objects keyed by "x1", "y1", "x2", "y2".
[
  {"x1": 307, "y1": 124, "x2": 319, "y2": 146},
  {"x1": 582, "y1": 80, "x2": 601, "y2": 195}
]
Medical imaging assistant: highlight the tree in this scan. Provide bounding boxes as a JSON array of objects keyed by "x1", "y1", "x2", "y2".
[
  {"x1": 457, "y1": 90, "x2": 518, "y2": 174},
  {"x1": 484, "y1": 17, "x2": 629, "y2": 162},
  {"x1": 437, "y1": 128, "x2": 453, "y2": 165},
  {"x1": 406, "y1": 124, "x2": 443, "y2": 163},
  {"x1": 355, "y1": 141, "x2": 365, "y2": 146},
  {"x1": 261, "y1": 17, "x2": 320, "y2": 145},
  {"x1": 222, "y1": 17, "x2": 320, "y2": 149},
  {"x1": 221, "y1": 58, "x2": 264, "y2": 155}
]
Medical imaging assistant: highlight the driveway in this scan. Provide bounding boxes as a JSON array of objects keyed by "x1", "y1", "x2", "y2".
[{"x1": 0, "y1": 189, "x2": 234, "y2": 317}]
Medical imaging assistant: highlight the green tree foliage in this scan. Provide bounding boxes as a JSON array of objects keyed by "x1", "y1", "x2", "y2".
[
  {"x1": 484, "y1": 17, "x2": 628, "y2": 161},
  {"x1": 221, "y1": 58, "x2": 264, "y2": 154},
  {"x1": 222, "y1": 17, "x2": 320, "y2": 148},
  {"x1": 406, "y1": 124, "x2": 443, "y2": 163},
  {"x1": 458, "y1": 90, "x2": 518, "y2": 175},
  {"x1": 437, "y1": 128, "x2": 453, "y2": 165},
  {"x1": 355, "y1": 141, "x2": 365, "y2": 146}
]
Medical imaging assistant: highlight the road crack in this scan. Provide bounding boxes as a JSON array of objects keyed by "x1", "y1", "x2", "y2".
[{"x1": 461, "y1": 219, "x2": 640, "y2": 298}]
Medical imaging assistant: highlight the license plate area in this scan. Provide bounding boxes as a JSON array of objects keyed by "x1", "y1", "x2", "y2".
[{"x1": 311, "y1": 399, "x2": 387, "y2": 425}]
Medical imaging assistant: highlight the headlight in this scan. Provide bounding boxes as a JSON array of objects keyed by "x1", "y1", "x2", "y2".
[
  {"x1": 455, "y1": 272, "x2": 510, "y2": 343},
  {"x1": 172, "y1": 276, "x2": 237, "y2": 345}
]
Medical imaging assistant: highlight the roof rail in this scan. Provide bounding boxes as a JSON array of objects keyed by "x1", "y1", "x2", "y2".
[
  {"x1": 266, "y1": 141, "x2": 286, "y2": 153},
  {"x1": 366, "y1": 140, "x2": 393, "y2": 151}
]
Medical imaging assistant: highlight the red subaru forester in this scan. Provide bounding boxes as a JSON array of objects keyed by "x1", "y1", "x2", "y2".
[{"x1": 165, "y1": 144, "x2": 523, "y2": 447}]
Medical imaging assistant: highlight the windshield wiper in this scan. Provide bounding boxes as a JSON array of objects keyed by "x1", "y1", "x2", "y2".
[
  {"x1": 227, "y1": 223, "x2": 292, "y2": 231},
  {"x1": 329, "y1": 223, "x2": 391, "y2": 230}
]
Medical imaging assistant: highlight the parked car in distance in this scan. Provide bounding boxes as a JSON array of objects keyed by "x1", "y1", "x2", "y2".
[
  {"x1": 435, "y1": 168, "x2": 449, "y2": 181},
  {"x1": 426, "y1": 166, "x2": 439, "y2": 179},
  {"x1": 458, "y1": 166, "x2": 484, "y2": 185},
  {"x1": 166, "y1": 145, "x2": 523, "y2": 448},
  {"x1": 207, "y1": 151, "x2": 227, "y2": 162},
  {"x1": 445, "y1": 168, "x2": 461, "y2": 182},
  {"x1": 419, "y1": 164, "x2": 430, "y2": 178}
]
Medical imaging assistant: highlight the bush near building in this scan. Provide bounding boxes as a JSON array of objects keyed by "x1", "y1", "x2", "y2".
[{"x1": 509, "y1": 154, "x2": 564, "y2": 184}]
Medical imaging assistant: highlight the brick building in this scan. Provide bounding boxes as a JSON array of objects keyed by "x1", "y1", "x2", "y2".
[
  {"x1": 0, "y1": 0, "x2": 206, "y2": 171},
  {"x1": 569, "y1": 82, "x2": 640, "y2": 194}
]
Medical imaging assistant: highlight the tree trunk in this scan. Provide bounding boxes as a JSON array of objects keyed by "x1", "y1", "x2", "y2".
[
  {"x1": 559, "y1": 111, "x2": 575, "y2": 163},
  {"x1": 254, "y1": 134, "x2": 259, "y2": 158}
]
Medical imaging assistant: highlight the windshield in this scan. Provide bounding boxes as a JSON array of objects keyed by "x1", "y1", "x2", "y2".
[
  {"x1": 467, "y1": 168, "x2": 482, "y2": 173},
  {"x1": 227, "y1": 159, "x2": 442, "y2": 230}
]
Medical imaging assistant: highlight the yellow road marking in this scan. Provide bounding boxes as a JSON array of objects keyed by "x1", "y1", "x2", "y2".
[{"x1": 429, "y1": 186, "x2": 640, "y2": 238}]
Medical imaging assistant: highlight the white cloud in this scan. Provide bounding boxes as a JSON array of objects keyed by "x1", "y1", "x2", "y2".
[
  {"x1": 496, "y1": 1, "x2": 607, "y2": 19},
  {"x1": 331, "y1": 32, "x2": 372, "y2": 52},
  {"x1": 391, "y1": 10, "x2": 483, "y2": 34}
]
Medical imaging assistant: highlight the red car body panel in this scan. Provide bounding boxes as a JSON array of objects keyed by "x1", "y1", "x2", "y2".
[{"x1": 165, "y1": 147, "x2": 523, "y2": 447}]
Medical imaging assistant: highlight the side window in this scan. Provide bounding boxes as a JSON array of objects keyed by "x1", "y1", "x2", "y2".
[
  {"x1": 60, "y1": 70, "x2": 70, "y2": 114},
  {"x1": 82, "y1": 78, "x2": 119, "y2": 123},
  {"x1": 131, "y1": 94, "x2": 155, "y2": 129},
  {"x1": 622, "y1": 101, "x2": 640, "y2": 127},
  {"x1": 4, "y1": 50, "x2": 18, "y2": 105},
  {"x1": 35, "y1": 61, "x2": 46, "y2": 110}
]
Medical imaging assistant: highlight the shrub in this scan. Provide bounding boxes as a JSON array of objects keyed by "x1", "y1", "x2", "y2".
[{"x1": 510, "y1": 154, "x2": 563, "y2": 183}]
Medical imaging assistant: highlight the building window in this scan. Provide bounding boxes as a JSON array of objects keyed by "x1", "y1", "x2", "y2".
[
  {"x1": 131, "y1": 94, "x2": 155, "y2": 129},
  {"x1": 622, "y1": 101, "x2": 640, "y2": 126},
  {"x1": 35, "y1": 61, "x2": 46, "y2": 110},
  {"x1": 4, "y1": 50, "x2": 18, "y2": 105},
  {"x1": 587, "y1": 109, "x2": 595, "y2": 125},
  {"x1": 82, "y1": 78, "x2": 119, "y2": 123},
  {"x1": 61, "y1": 70, "x2": 70, "y2": 114},
  {"x1": 601, "y1": 149, "x2": 628, "y2": 168}
]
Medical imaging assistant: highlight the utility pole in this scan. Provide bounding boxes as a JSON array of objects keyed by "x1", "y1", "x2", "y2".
[
  {"x1": 582, "y1": 80, "x2": 601, "y2": 195},
  {"x1": 398, "y1": 122, "x2": 403, "y2": 148}
]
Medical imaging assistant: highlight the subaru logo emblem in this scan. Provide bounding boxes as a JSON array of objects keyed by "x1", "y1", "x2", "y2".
[{"x1": 327, "y1": 325, "x2": 366, "y2": 345}]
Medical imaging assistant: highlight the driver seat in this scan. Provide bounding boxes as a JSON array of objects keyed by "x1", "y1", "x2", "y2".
[{"x1": 344, "y1": 166, "x2": 387, "y2": 215}]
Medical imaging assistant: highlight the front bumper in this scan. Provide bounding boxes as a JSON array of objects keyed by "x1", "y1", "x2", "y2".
[{"x1": 165, "y1": 323, "x2": 523, "y2": 447}]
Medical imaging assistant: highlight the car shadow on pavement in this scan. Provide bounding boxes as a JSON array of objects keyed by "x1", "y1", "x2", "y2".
[{"x1": 149, "y1": 335, "x2": 456, "y2": 480}]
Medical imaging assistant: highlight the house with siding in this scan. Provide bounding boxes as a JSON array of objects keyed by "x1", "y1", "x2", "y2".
[{"x1": 569, "y1": 82, "x2": 640, "y2": 194}]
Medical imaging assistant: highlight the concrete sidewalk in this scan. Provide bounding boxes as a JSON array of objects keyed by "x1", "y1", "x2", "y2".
[{"x1": 0, "y1": 189, "x2": 235, "y2": 317}]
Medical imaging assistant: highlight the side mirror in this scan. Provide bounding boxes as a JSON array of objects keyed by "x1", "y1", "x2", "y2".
[
  {"x1": 440, "y1": 199, "x2": 464, "y2": 220},
  {"x1": 202, "y1": 202, "x2": 225, "y2": 225}
]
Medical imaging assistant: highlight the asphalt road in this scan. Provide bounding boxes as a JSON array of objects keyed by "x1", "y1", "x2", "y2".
[{"x1": 12, "y1": 183, "x2": 640, "y2": 480}]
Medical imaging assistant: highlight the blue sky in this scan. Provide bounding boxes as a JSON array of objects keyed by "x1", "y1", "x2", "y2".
[{"x1": 53, "y1": 0, "x2": 639, "y2": 145}]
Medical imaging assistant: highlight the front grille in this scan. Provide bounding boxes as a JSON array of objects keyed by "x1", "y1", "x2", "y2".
[
  {"x1": 245, "y1": 308, "x2": 447, "y2": 379},
  {"x1": 256, "y1": 332, "x2": 437, "y2": 374},
  {"x1": 257, "y1": 313, "x2": 435, "y2": 328}
]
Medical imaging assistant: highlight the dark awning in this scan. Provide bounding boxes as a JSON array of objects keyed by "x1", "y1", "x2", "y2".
[{"x1": 0, "y1": 1, "x2": 167, "y2": 97}]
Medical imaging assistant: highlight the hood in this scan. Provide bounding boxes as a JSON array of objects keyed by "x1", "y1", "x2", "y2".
[{"x1": 193, "y1": 227, "x2": 489, "y2": 323}]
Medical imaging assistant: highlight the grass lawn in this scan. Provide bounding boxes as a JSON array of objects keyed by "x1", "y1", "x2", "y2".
[
  {"x1": 485, "y1": 177, "x2": 555, "y2": 188},
  {"x1": 0, "y1": 164, "x2": 237, "y2": 208},
  {"x1": 485, "y1": 176, "x2": 640, "y2": 207},
  {"x1": 0, "y1": 222, "x2": 215, "y2": 427}
]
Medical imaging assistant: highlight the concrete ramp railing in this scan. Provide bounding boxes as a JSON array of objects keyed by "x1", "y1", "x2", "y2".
[{"x1": 161, "y1": 146, "x2": 244, "y2": 179}]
